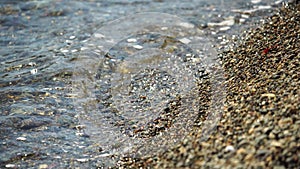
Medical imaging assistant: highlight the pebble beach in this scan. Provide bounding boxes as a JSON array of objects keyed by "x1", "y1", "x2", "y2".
[
  {"x1": 120, "y1": 2, "x2": 300, "y2": 169},
  {"x1": 0, "y1": 1, "x2": 299, "y2": 168}
]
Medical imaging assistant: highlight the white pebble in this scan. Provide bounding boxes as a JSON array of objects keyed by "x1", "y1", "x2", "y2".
[
  {"x1": 5, "y1": 164, "x2": 16, "y2": 168},
  {"x1": 275, "y1": 0, "x2": 283, "y2": 4},
  {"x1": 239, "y1": 18, "x2": 246, "y2": 23},
  {"x1": 241, "y1": 14, "x2": 249, "y2": 18},
  {"x1": 132, "y1": 45, "x2": 143, "y2": 50},
  {"x1": 225, "y1": 145, "x2": 235, "y2": 152},
  {"x1": 61, "y1": 49, "x2": 69, "y2": 53},
  {"x1": 127, "y1": 38, "x2": 137, "y2": 43},
  {"x1": 69, "y1": 35, "x2": 76, "y2": 39},
  {"x1": 191, "y1": 58, "x2": 201, "y2": 63},
  {"x1": 66, "y1": 40, "x2": 72, "y2": 44},
  {"x1": 98, "y1": 153, "x2": 111, "y2": 157},
  {"x1": 179, "y1": 37, "x2": 191, "y2": 44},
  {"x1": 16, "y1": 137, "x2": 26, "y2": 141},
  {"x1": 39, "y1": 164, "x2": 48, "y2": 169},
  {"x1": 257, "y1": 5, "x2": 272, "y2": 10},
  {"x1": 80, "y1": 47, "x2": 89, "y2": 51},
  {"x1": 30, "y1": 69, "x2": 38, "y2": 75},
  {"x1": 220, "y1": 41, "x2": 228, "y2": 45},
  {"x1": 94, "y1": 33, "x2": 105, "y2": 38},
  {"x1": 76, "y1": 158, "x2": 89, "y2": 162},
  {"x1": 251, "y1": 0, "x2": 261, "y2": 4},
  {"x1": 28, "y1": 62, "x2": 36, "y2": 66},
  {"x1": 161, "y1": 27, "x2": 168, "y2": 30},
  {"x1": 219, "y1": 26, "x2": 231, "y2": 31}
]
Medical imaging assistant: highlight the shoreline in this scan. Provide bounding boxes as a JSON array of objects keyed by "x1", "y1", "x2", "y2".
[
  {"x1": 0, "y1": 1, "x2": 298, "y2": 168},
  {"x1": 122, "y1": 2, "x2": 299, "y2": 168}
]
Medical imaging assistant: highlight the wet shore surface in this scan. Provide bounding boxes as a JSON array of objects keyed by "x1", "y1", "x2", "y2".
[{"x1": 0, "y1": 0, "x2": 299, "y2": 168}]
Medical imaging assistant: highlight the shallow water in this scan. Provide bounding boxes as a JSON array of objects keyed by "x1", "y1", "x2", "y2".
[{"x1": 0, "y1": 0, "x2": 287, "y2": 168}]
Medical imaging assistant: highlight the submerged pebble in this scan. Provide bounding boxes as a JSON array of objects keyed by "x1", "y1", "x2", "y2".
[
  {"x1": 5, "y1": 164, "x2": 16, "y2": 168},
  {"x1": 16, "y1": 137, "x2": 26, "y2": 141},
  {"x1": 132, "y1": 44, "x2": 143, "y2": 49}
]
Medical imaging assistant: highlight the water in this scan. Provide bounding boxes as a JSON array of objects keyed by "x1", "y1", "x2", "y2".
[
  {"x1": 0, "y1": 0, "x2": 287, "y2": 168},
  {"x1": 72, "y1": 13, "x2": 220, "y2": 165}
]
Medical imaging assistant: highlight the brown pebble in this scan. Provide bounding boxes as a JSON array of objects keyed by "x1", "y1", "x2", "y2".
[
  {"x1": 270, "y1": 140, "x2": 283, "y2": 147},
  {"x1": 236, "y1": 148, "x2": 247, "y2": 155}
]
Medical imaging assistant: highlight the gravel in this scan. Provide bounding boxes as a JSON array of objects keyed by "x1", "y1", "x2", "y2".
[{"x1": 120, "y1": 2, "x2": 299, "y2": 168}]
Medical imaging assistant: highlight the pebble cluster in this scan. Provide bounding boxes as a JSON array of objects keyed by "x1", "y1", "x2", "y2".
[{"x1": 120, "y1": 3, "x2": 299, "y2": 169}]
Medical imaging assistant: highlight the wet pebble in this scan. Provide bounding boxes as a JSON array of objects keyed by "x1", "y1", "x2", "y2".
[
  {"x1": 16, "y1": 137, "x2": 27, "y2": 141},
  {"x1": 38, "y1": 164, "x2": 48, "y2": 169},
  {"x1": 132, "y1": 44, "x2": 143, "y2": 50},
  {"x1": 5, "y1": 164, "x2": 16, "y2": 168},
  {"x1": 225, "y1": 145, "x2": 235, "y2": 152},
  {"x1": 127, "y1": 38, "x2": 137, "y2": 43},
  {"x1": 76, "y1": 158, "x2": 89, "y2": 162}
]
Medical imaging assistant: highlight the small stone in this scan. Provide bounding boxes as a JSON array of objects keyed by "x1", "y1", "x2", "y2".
[
  {"x1": 219, "y1": 26, "x2": 231, "y2": 31},
  {"x1": 283, "y1": 130, "x2": 290, "y2": 136},
  {"x1": 132, "y1": 45, "x2": 143, "y2": 50},
  {"x1": 257, "y1": 5, "x2": 271, "y2": 10},
  {"x1": 239, "y1": 18, "x2": 246, "y2": 23},
  {"x1": 200, "y1": 142, "x2": 210, "y2": 148},
  {"x1": 248, "y1": 127, "x2": 255, "y2": 134},
  {"x1": 30, "y1": 69, "x2": 37, "y2": 75},
  {"x1": 236, "y1": 148, "x2": 247, "y2": 154},
  {"x1": 66, "y1": 40, "x2": 72, "y2": 44},
  {"x1": 270, "y1": 141, "x2": 282, "y2": 147},
  {"x1": 274, "y1": 0, "x2": 283, "y2": 5},
  {"x1": 61, "y1": 49, "x2": 69, "y2": 53},
  {"x1": 75, "y1": 125, "x2": 86, "y2": 130},
  {"x1": 39, "y1": 164, "x2": 48, "y2": 169},
  {"x1": 161, "y1": 27, "x2": 168, "y2": 30},
  {"x1": 244, "y1": 153, "x2": 254, "y2": 161},
  {"x1": 191, "y1": 57, "x2": 201, "y2": 63},
  {"x1": 241, "y1": 14, "x2": 249, "y2": 18},
  {"x1": 179, "y1": 37, "x2": 191, "y2": 44},
  {"x1": 76, "y1": 158, "x2": 89, "y2": 162},
  {"x1": 255, "y1": 135, "x2": 267, "y2": 144},
  {"x1": 16, "y1": 137, "x2": 26, "y2": 141},
  {"x1": 261, "y1": 93, "x2": 276, "y2": 98},
  {"x1": 251, "y1": 0, "x2": 261, "y2": 4},
  {"x1": 69, "y1": 35, "x2": 76, "y2": 39},
  {"x1": 94, "y1": 33, "x2": 105, "y2": 38},
  {"x1": 179, "y1": 146, "x2": 187, "y2": 154},
  {"x1": 5, "y1": 164, "x2": 16, "y2": 168},
  {"x1": 127, "y1": 38, "x2": 137, "y2": 43},
  {"x1": 28, "y1": 62, "x2": 36, "y2": 66},
  {"x1": 225, "y1": 145, "x2": 235, "y2": 152},
  {"x1": 256, "y1": 149, "x2": 270, "y2": 157},
  {"x1": 278, "y1": 118, "x2": 293, "y2": 128},
  {"x1": 268, "y1": 132, "x2": 275, "y2": 139}
]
